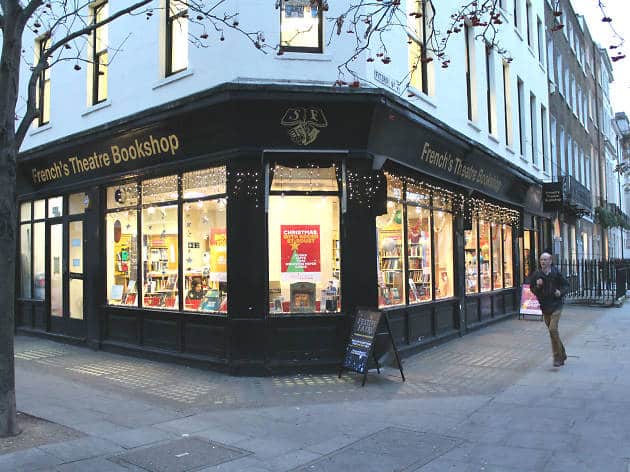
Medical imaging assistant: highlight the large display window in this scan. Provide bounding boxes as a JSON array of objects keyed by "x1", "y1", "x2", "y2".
[
  {"x1": 464, "y1": 210, "x2": 517, "y2": 294},
  {"x1": 377, "y1": 174, "x2": 455, "y2": 308},
  {"x1": 105, "y1": 166, "x2": 227, "y2": 313},
  {"x1": 267, "y1": 164, "x2": 341, "y2": 314},
  {"x1": 18, "y1": 199, "x2": 53, "y2": 300}
]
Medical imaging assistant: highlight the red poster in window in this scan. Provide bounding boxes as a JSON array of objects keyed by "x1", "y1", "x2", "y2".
[{"x1": 281, "y1": 225, "x2": 320, "y2": 281}]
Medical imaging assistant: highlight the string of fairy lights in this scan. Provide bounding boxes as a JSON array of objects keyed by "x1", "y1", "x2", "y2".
[{"x1": 106, "y1": 164, "x2": 520, "y2": 228}]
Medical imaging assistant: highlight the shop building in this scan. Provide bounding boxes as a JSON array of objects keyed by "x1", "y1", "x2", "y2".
[
  {"x1": 16, "y1": 1, "x2": 551, "y2": 371},
  {"x1": 16, "y1": 85, "x2": 544, "y2": 372}
]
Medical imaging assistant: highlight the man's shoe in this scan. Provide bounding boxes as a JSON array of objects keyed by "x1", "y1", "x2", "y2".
[{"x1": 553, "y1": 360, "x2": 562, "y2": 367}]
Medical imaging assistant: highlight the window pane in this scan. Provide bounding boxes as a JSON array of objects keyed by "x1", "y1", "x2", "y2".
[
  {"x1": 407, "y1": 206, "x2": 431, "y2": 303},
  {"x1": 171, "y1": 15, "x2": 189, "y2": 73},
  {"x1": 69, "y1": 193, "x2": 87, "y2": 215},
  {"x1": 280, "y1": 0, "x2": 321, "y2": 50},
  {"x1": 34, "y1": 199, "x2": 45, "y2": 219},
  {"x1": 107, "y1": 182, "x2": 139, "y2": 209},
  {"x1": 142, "y1": 175, "x2": 178, "y2": 205},
  {"x1": 183, "y1": 199, "x2": 227, "y2": 313},
  {"x1": 97, "y1": 51, "x2": 108, "y2": 102},
  {"x1": 434, "y1": 210, "x2": 453, "y2": 299},
  {"x1": 409, "y1": 39, "x2": 423, "y2": 91},
  {"x1": 142, "y1": 204, "x2": 179, "y2": 309},
  {"x1": 106, "y1": 211, "x2": 138, "y2": 306},
  {"x1": 268, "y1": 195, "x2": 341, "y2": 314},
  {"x1": 42, "y1": 78, "x2": 50, "y2": 123},
  {"x1": 20, "y1": 224, "x2": 32, "y2": 299},
  {"x1": 183, "y1": 166, "x2": 226, "y2": 199},
  {"x1": 377, "y1": 202, "x2": 405, "y2": 307},
  {"x1": 465, "y1": 220, "x2": 479, "y2": 294},
  {"x1": 271, "y1": 165, "x2": 338, "y2": 192},
  {"x1": 479, "y1": 220, "x2": 492, "y2": 292},
  {"x1": 492, "y1": 224, "x2": 503, "y2": 289},
  {"x1": 69, "y1": 279, "x2": 83, "y2": 319},
  {"x1": 33, "y1": 222, "x2": 45, "y2": 300},
  {"x1": 20, "y1": 202, "x2": 31, "y2": 222},
  {"x1": 386, "y1": 174, "x2": 403, "y2": 200},
  {"x1": 69, "y1": 221, "x2": 83, "y2": 274},
  {"x1": 50, "y1": 224, "x2": 63, "y2": 317},
  {"x1": 503, "y1": 225, "x2": 513, "y2": 288},
  {"x1": 48, "y1": 196, "x2": 63, "y2": 218},
  {"x1": 406, "y1": 183, "x2": 430, "y2": 206}
]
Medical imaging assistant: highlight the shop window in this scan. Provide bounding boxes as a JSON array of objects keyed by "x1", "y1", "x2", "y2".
[
  {"x1": 268, "y1": 162, "x2": 340, "y2": 314},
  {"x1": 479, "y1": 220, "x2": 491, "y2": 292},
  {"x1": 107, "y1": 182, "x2": 139, "y2": 208},
  {"x1": 106, "y1": 211, "x2": 138, "y2": 306},
  {"x1": 34, "y1": 199, "x2": 45, "y2": 219},
  {"x1": 378, "y1": 175, "x2": 455, "y2": 308},
  {"x1": 48, "y1": 196, "x2": 63, "y2": 218},
  {"x1": 270, "y1": 165, "x2": 337, "y2": 192},
  {"x1": 377, "y1": 202, "x2": 406, "y2": 307},
  {"x1": 68, "y1": 193, "x2": 87, "y2": 215},
  {"x1": 20, "y1": 202, "x2": 31, "y2": 222},
  {"x1": 280, "y1": 0, "x2": 323, "y2": 53},
  {"x1": 105, "y1": 166, "x2": 226, "y2": 312},
  {"x1": 20, "y1": 222, "x2": 32, "y2": 299},
  {"x1": 464, "y1": 221, "x2": 478, "y2": 294},
  {"x1": 503, "y1": 225, "x2": 513, "y2": 288},
  {"x1": 142, "y1": 204, "x2": 179, "y2": 310},
  {"x1": 33, "y1": 222, "x2": 45, "y2": 300},
  {"x1": 183, "y1": 199, "x2": 227, "y2": 313},
  {"x1": 433, "y1": 210, "x2": 453, "y2": 299},
  {"x1": 50, "y1": 223, "x2": 63, "y2": 316},
  {"x1": 491, "y1": 224, "x2": 503, "y2": 289},
  {"x1": 165, "y1": 0, "x2": 188, "y2": 76}
]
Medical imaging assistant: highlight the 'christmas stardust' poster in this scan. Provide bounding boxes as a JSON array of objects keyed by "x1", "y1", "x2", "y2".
[{"x1": 281, "y1": 225, "x2": 320, "y2": 281}]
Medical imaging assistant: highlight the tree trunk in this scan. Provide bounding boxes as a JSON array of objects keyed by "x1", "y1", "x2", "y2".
[{"x1": 0, "y1": 3, "x2": 24, "y2": 438}]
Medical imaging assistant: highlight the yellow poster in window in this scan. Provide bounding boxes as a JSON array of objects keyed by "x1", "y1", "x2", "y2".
[{"x1": 209, "y1": 228, "x2": 227, "y2": 282}]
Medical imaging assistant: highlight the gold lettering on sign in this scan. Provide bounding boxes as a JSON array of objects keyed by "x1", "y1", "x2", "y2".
[
  {"x1": 30, "y1": 133, "x2": 180, "y2": 185},
  {"x1": 419, "y1": 142, "x2": 502, "y2": 193},
  {"x1": 281, "y1": 107, "x2": 328, "y2": 146}
]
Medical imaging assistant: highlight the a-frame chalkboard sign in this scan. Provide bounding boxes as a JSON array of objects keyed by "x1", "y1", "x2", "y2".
[{"x1": 338, "y1": 307, "x2": 405, "y2": 386}]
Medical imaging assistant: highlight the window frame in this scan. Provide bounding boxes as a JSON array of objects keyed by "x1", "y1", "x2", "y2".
[
  {"x1": 91, "y1": 1, "x2": 108, "y2": 105},
  {"x1": 279, "y1": 0, "x2": 324, "y2": 54},
  {"x1": 407, "y1": 0, "x2": 435, "y2": 96},
  {"x1": 35, "y1": 35, "x2": 51, "y2": 126},
  {"x1": 165, "y1": 0, "x2": 189, "y2": 76}
]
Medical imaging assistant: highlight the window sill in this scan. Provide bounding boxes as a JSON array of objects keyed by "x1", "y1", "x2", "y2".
[
  {"x1": 538, "y1": 61, "x2": 546, "y2": 74},
  {"x1": 275, "y1": 52, "x2": 332, "y2": 62},
  {"x1": 532, "y1": 163, "x2": 540, "y2": 171},
  {"x1": 29, "y1": 122, "x2": 52, "y2": 136},
  {"x1": 488, "y1": 133, "x2": 500, "y2": 144},
  {"x1": 519, "y1": 153, "x2": 529, "y2": 163},
  {"x1": 153, "y1": 68, "x2": 194, "y2": 90},
  {"x1": 505, "y1": 145, "x2": 516, "y2": 155},
  {"x1": 527, "y1": 46, "x2": 537, "y2": 60},
  {"x1": 514, "y1": 26, "x2": 524, "y2": 42},
  {"x1": 467, "y1": 120, "x2": 481, "y2": 133},
  {"x1": 407, "y1": 86, "x2": 437, "y2": 108},
  {"x1": 82, "y1": 99, "x2": 112, "y2": 117}
]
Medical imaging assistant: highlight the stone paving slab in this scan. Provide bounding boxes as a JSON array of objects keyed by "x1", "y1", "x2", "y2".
[
  {"x1": 111, "y1": 437, "x2": 251, "y2": 472},
  {"x1": 291, "y1": 427, "x2": 460, "y2": 472}
]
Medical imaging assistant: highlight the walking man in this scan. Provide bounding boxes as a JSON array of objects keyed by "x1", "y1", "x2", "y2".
[{"x1": 530, "y1": 251, "x2": 570, "y2": 367}]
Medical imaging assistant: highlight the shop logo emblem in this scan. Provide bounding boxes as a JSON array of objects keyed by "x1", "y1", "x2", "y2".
[{"x1": 281, "y1": 107, "x2": 328, "y2": 146}]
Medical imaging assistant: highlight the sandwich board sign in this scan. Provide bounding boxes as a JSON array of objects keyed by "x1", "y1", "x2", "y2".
[{"x1": 339, "y1": 307, "x2": 405, "y2": 386}]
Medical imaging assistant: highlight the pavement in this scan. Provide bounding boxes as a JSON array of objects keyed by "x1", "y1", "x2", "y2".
[{"x1": 2, "y1": 303, "x2": 630, "y2": 471}]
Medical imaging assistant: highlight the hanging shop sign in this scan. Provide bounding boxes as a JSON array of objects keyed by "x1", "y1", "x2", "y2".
[
  {"x1": 542, "y1": 182, "x2": 563, "y2": 211},
  {"x1": 280, "y1": 225, "x2": 321, "y2": 282}
]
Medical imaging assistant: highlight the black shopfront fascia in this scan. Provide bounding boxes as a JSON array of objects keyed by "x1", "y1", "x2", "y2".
[{"x1": 16, "y1": 85, "x2": 540, "y2": 372}]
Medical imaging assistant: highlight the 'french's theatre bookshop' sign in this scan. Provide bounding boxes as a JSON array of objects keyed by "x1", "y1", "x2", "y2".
[
  {"x1": 30, "y1": 132, "x2": 180, "y2": 185},
  {"x1": 419, "y1": 142, "x2": 502, "y2": 194}
]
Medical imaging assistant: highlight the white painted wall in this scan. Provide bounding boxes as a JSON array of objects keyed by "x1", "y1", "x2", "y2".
[{"x1": 19, "y1": 0, "x2": 549, "y2": 185}]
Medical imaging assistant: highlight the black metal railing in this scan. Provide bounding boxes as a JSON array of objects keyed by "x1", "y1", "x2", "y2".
[
  {"x1": 562, "y1": 175, "x2": 592, "y2": 213},
  {"x1": 553, "y1": 259, "x2": 630, "y2": 306}
]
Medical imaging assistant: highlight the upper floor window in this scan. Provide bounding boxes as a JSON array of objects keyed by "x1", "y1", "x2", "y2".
[
  {"x1": 35, "y1": 36, "x2": 51, "y2": 126},
  {"x1": 407, "y1": 0, "x2": 435, "y2": 96},
  {"x1": 35, "y1": 35, "x2": 51, "y2": 126},
  {"x1": 280, "y1": 0, "x2": 323, "y2": 53},
  {"x1": 166, "y1": 0, "x2": 188, "y2": 76},
  {"x1": 90, "y1": 1, "x2": 108, "y2": 105}
]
